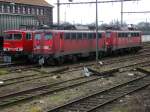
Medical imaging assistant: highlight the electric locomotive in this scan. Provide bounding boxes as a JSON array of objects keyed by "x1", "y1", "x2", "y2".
[
  {"x1": 31, "y1": 30, "x2": 106, "y2": 64},
  {"x1": 3, "y1": 30, "x2": 34, "y2": 62},
  {"x1": 32, "y1": 30, "x2": 142, "y2": 64},
  {"x1": 3, "y1": 29, "x2": 142, "y2": 64}
]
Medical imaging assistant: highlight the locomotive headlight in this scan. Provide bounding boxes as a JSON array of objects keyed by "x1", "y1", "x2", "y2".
[
  {"x1": 16, "y1": 48, "x2": 23, "y2": 51},
  {"x1": 36, "y1": 46, "x2": 40, "y2": 49},
  {"x1": 43, "y1": 46, "x2": 50, "y2": 49},
  {"x1": 20, "y1": 48, "x2": 23, "y2": 51},
  {"x1": 18, "y1": 48, "x2": 23, "y2": 51},
  {"x1": 3, "y1": 48, "x2": 9, "y2": 51},
  {"x1": 3, "y1": 48, "x2": 7, "y2": 51},
  {"x1": 106, "y1": 42, "x2": 109, "y2": 45}
]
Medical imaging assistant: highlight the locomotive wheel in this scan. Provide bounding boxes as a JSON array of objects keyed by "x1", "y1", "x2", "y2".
[
  {"x1": 99, "y1": 52, "x2": 104, "y2": 59},
  {"x1": 132, "y1": 47, "x2": 139, "y2": 54},
  {"x1": 46, "y1": 58, "x2": 56, "y2": 66},
  {"x1": 88, "y1": 53, "x2": 95, "y2": 60},
  {"x1": 56, "y1": 57, "x2": 64, "y2": 65},
  {"x1": 31, "y1": 56, "x2": 39, "y2": 63},
  {"x1": 113, "y1": 50, "x2": 119, "y2": 56},
  {"x1": 119, "y1": 49, "x2": 124, "y2": 55},
  {"x1": 72, "y1": 56, "x2": 78, "y2": 63}
]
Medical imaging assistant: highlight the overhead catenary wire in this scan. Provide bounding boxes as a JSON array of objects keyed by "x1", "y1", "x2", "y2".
[
  {"x1": 123, "y1": 11, "x2": 150, "y2": 13},
  {"x1": 55, "y1": 0, "x2": 140, "y2": 5},
  {"x1": 56, "y1": 0, "x2": 140, "y2": 63}
]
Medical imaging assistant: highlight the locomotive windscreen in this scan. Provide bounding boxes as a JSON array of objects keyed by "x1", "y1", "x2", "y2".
[
  {"x1": 45, "y1": 33, "x2": 53, "y2": 40},
  {"x1": 4, "y1": 34, "x2": 22, "y2": 40},
  {"x1": 35, "y1": 34, "x2": 42, "y2": 40}
]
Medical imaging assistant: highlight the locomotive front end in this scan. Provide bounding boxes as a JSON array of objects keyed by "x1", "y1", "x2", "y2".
[
  {"x1": 3, "y1": 31, "x2": 24, "y2": 63},
  {"x1": 3, "y1": 32, "x2": 23, "y2": 54},
  {"x1": 32, "y1": 31, "x2": 54, "y2": 65}
]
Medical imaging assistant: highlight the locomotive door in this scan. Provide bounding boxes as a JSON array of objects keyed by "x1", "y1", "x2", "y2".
[
  {"x1": 128, "y1": 32, "x2": 132, "y2": 46},
  {"x1": 34, "y1": 33, "x2": 43, "y2": 54},
  {"x1": 59, "y1": 33, "x2": 64, "y2": 52},
  {"x1": 43, "y1": 32, "x2": 53, "y2": 54},
  {"x1": 105, "y1": 31, "x2": 112, "y2": 51},
  {"x1": 24, "y1": 32, "x2": 33, "y2": 53}
]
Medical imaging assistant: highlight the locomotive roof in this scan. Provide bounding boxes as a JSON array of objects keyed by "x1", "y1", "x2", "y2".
[
  {"x1": 33, "y1": 29, "x2": 141, "y2": 33},
  {"x1": 4, "y1": 29, "x2": 34, "y2": 33},
  {"x1": 33, "y1": 30, "x2": 106, "y2": 33},
  {"x1": 107, "y1": 30, "x2": 141, "y2": 33},
  {"x1": 5, "y1": 29, "x2": 141, "y2": 33},
  {"x1": 0, "y1": 0, "x2": 53, "y2": 7}
]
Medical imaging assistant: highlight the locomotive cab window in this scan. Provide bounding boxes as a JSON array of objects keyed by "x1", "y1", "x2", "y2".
[
  {"x1": 5, "y1": 33, "x2": 22, "y2": 40},
  {"x1": 45, "y1": 33, "x2": 52, "y2": 40},
  {"x1": 64, "y1": 33, "x2": 70, "y2": 39},
  {"x1": 119, "y1": 33, "x2": 128, "y2": 38},
  {"x1": 77, "y1": 33, "x2": 82, "y2": 40},
  {"x1": 35, "y1": 34, "x2": 41, "y2": 40},
  {"x1": 106, "y1": 32, "x2": 111, "y2": 38},
  {"x1": 131, "y1": 32, "x2": 139, "y2": 37},
  {"x1": 26, "y1": 33, "x2": 32, "y2": 40},
  {"x1": 93, "y1": 33, "x2": 96, "y2": 39},
  {"x1": 118, "y1": 33, "x2": 122, "y2": 37},
  {"x1": 14, "y1": 34, "x2": 22, "y2": 40},
  {"x1": 131, "y1": 33, "x2": 135, "y2": 37},
  {"x1": 136, "y1": 33, "x2": 140, "y2": 37},
  {"x1": 125, "y1": 33, "x2": 128, "y2": 37},
  {"x1": 4, "y1": 34, "x2": 13, "y2": 40},
  {"x1": 88, "y1": 33, "x2": 93, "y2": 39},
  {"x1": 71, "y1": 33, "x2": 76, "y2": 40},
  {"x1": 98, "y1": 33, "x2": 102, "y2": 38},
  {"x1": 83, "y1": 33, "x2": 87, "y2": 39},
  {"x1": 122, "y1": 33, "x2": 126, "y2": 37},
  {"x1": 128, "y1": 33, "x2": 131, "y2": 38}
]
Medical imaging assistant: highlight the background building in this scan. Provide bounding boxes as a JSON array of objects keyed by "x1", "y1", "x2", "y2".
[
  {"x1": 0, "y1": 0, "x2": 53, "y2": 35},
  {"x1": 0, "y1": 0, "x2": 53, "y2": 49}
]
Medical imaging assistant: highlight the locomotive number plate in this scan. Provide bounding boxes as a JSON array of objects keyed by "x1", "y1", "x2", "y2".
[{"x1": 4, "y1": 56, "x2": 12, "y2": 63}]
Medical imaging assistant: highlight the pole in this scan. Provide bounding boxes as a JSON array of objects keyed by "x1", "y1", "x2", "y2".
[
  {"x1": 121, "y1": 0, "x2": 123, "y2": 26},
  {"x1": 96, "y1": 0, "x2": 99, "y2": 63},
  {"x1": 57, "y1": 0, "x2": 60, "y2": 29}
]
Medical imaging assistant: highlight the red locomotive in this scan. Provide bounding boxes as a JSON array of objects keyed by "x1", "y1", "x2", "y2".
[
  {"x1": 3, "y1": 30, "x2": 33, "y2": 56},
  {"x1": 32, "y1": 30, "x2": 106, "y2": 64},
  {"x1": 3, "y1": 29, "x2": 142, "y2": 64},
  {"x1": 32, "y1": 30, "x2": 142, "y2": 64},
  {"x1": 105, "y1": 30, "x2": 142, "y2": 52}
]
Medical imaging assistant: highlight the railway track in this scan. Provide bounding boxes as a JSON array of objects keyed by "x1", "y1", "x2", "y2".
[
  {"x1": 0, "y1": 42, "x2": 149, "y2": 110},
  {"x1": 0, "y1": 75, "x2": 103, "y2": 107},
  {"x1": 46, "y1": 68, "x2": 150, "y2": 112},
  {"x1": 1, "y1": 52, "x2": 150, "y2": 88},
  {"x1": 101, "y1": 52, "x2": 150, "y2": 66},
  {"x1": 66, "y1": 55, "x2": 150, "y2": 74},
  {"x1": 142, "y1": 41, "x2": 150, "y2": 46},
  {"x1": 0, "y1": 67, "x2": 68, "y2": 88},
  {"x1": 0, "y1": 63, "x2": 17, "y2": 68},
  {"x1": 68, "y1": 51, "x2": 150, "y2": 71},
  {"x1": 0, "y1": 59, "x2": 149, "y2": 108}
]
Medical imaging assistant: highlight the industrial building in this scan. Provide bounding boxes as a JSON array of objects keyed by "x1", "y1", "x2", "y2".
[
  {"x1": 0, "y1": 0, "x2": 53, "y2": 49},
  {"x1": 0, "y1": 0, "x2": 53, "y2": 34}
]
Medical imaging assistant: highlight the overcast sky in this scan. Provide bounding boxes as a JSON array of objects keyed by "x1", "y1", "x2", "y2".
[{"x1": 46, "y1": 0, "x2": 150, "y2": 24}]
